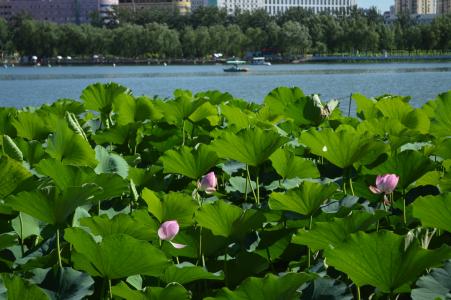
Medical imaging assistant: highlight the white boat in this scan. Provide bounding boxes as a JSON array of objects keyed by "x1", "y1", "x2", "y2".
[
  {"x1": 224, "y1": 60, "x2": 249, "y2": 72},
  {"x1": 251, "y1": 57, "x2": 271, "y2": 66}
]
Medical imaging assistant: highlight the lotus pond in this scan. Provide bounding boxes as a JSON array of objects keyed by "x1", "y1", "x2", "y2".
[{"x1": 0, "y1": 83, "x2": 450, "y2": 300}]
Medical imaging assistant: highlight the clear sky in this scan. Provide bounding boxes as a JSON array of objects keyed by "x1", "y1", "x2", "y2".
[{"x1": 358, "y1": 0, "x2": 393, "y2": 12}]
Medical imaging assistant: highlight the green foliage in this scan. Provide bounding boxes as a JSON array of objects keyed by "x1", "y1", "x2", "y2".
[
  {"x1": 160, "y1": 145, "x2": 218, "y2": 179},
  {"x1": 0, "y1": 85, "x2": 450, "y2": 299},
  {"x1": 211, "y1": 127, "x2": 288, "y2": 167},
  {"x1": 64, "y1": 228, "x2": 171, "y2": 279},
  {"x1": 412, "y1": 193, "x2": 451, "y2": 232},
  {"x1": 325, "y1": 231, "x2": 451, "y2": 293}
]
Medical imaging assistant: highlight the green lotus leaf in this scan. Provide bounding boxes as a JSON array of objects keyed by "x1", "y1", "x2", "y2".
[
  {"x1": 112, "y1": 282, "x2": 190, "y2": 300},
  {"x1": 1, "y1": 274, "x2": 48, "y2": 300},
  {"x1": 11, "y1": 111, "x2": 52, "y2": 141},
  {"x1": 65, "y1": 228, "x2": 171, "y2": 279},
  {"x1": 270, "y1": 148, "x2": 319, "y2": 179},
  {"x1": 114, "y1": 95, "x2": 162, "y2": 126},
  {"x1": 364, "y1": 150, "x2": 435, "y2": 190},
  {"x1": 94, "y1": 146, "x2": 129, "y2": 179},
  {"x1": 142, "y1": 189, "x2": 198, "y2": 227},
  {"x1": 160, "y1": 145, "x2": 218, "y2": 179},
  {"x1": 2, "y1": 135, "x2": 23, "y2": 161},
  {"x1": 14, "y1": 139, "x2": 45, "y2": 166},
  {"x1": 156, "y1": 90, "x2": 205, "y2": 125},
  {"x1": 80, "y1": 210, "x2": 158, "y2": 241},
  {"x1": 0, "y1": 107, "x2": 17, "y2": 136},
  {"x1": 301, "y1": 278, "x2": 353, "y2": 300},
  {"x1": 353, "y1": 93, "x2": 379, "y2": 120},
  {"x1": 264, "y1": 87, "x2": 325, "y2": 126},
  {"x1": 11, "y1": 213, "x2": 41, "y2": 240},
  {"x1": 411, "y1": 260, "x2": 451, "y2": 300},
  {"x1": 412, "y1": 193, "x2": 451, "y2": 232},
  {"x1": 0, "y1": 233, "x2": 16, "y2": 250},
  {"x1": 160, "y1": 262, "x2": 223, "y2": 285},
  {"x1": 81, "y1": 82, "x2": 130, "y2": 116},
  {"x1": 35, "y1": 159, "x2": 129, "y2": 201},
  {"x1": 325, "y1": 231, "x2": 451, "y2": 293},
  {"x1": 205, "y1": 273, "x2": 315, "y2": 300},
  {"x1": 46, "y1": 121, "x2": 97, "y2": 167},
  {"x1": 0, "y1": 156, "x2": 32, "y2": 199},
  {"x1": 300, "y1": 125, "x2": 387, "y2": 169},
  {"x1": 195, "y1": 200, "x2": 265, "y2": 240},
  {"x1": 220, "y1": 104, "x2": 251, "y2": 131},
  {"x1": 292, "y1": 211, "x2": 385, "y2": 251},
  {"x1": 34, "y1": 267, "x2": 95, "y2": 300},
  {"x1": 429, "y1": 91, "x2": 451, "y2": 139},
  {"x1": 433, "y1": 138, "x2": 451, "y2": 160},
  {"x1": 210, "y1": 127, "x2": 288, "y2": 167},
  {"x1": 269, "y1": 181, "x2": 338, "y2": 216},
  {"x1": 254, "y1": 229, "x2": 292, "y2": 262},
  {"x1": 39, "y1": 98, "x2": 85, "y2": 117},
  {"x1": 189, "y1": 101, "x2": 220, "y2": 125},
  {"x1": 7, "y1": 184, "x2": 101, "y2": 225}
]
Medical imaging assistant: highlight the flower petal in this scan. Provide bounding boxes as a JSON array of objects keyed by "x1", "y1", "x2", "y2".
[
  {"x1": 169, "y1": 241, "x2": 187, "y2": 249},
  {"x1": 369, "y1": 185, "x2": 382, "y2": 194}
]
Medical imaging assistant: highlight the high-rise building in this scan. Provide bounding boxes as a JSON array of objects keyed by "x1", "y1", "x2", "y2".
[
  {"x1": 395, "y1": 0, "x2": 436, "y2": 14},
  {"x1": 118, "y1": 0, "x2": 191, "y2": 15},
  {"x1": 0, "y1": 0, "x2": 117, "y2": 23},
  {"x1": 211, "y1": 0, "x2": 355, "y2": 15},
  {"x1": 437, "y1": 0, "x2": 451, "y2": 13}
]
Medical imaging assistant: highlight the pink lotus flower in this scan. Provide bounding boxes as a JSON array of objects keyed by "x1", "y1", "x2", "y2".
[
  {"x1": 158, "y1": 220, "x2": 186, "y2": 249},
  {"x1": 197, "y1": 171, "x2": 217, "y2": 194},
  {"x1": 369, "y1": 174, "x2": 399, "y2": 195}
]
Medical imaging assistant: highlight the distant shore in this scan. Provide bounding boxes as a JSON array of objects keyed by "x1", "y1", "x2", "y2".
[{"x1": 4, "y1": 54, "x2": 451, "y2": 67}]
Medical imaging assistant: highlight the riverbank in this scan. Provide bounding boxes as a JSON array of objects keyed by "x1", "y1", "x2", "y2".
[{"x1": 4, "y1": 54, "x2": 451, "y2": 67}]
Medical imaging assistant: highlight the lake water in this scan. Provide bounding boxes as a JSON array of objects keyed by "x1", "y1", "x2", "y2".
[{"x1": 0, "y1": 62, "x2": 450, "y2": 111}]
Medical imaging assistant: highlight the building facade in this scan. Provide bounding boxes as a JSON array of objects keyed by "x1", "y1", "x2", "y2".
[
  {"x1": 212, "y1": 0, "x2": 355, "y2": 15},
  {"x1": 437, "y1": 0, "x2": 451, "y2": 13},
  {"x1": 0, "y1": 0, "x2": 117, "y2": 23},
  {"x1": 395, "y1": 0, "x2": 436, "y2": 14},
  {"x1": 118, "y1": 0, "x2": 191, "y2": 15}
]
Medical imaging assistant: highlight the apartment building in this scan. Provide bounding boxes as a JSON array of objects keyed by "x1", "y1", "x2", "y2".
[
  {"x1": 0, "y1": 0, "x2": 117, "y2": 23},
  {"x1": 395, "y1": 0, "x2": 436, "y2": 14},
  {"x1": 437, "y1": 0, "x2": 451, "y2": 13},
  {"x1": 118, "y1": 0, "x2": 191, "y2": 15}
]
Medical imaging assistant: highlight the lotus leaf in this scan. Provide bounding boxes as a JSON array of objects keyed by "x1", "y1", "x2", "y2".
[
  {"x1": 412, "y1": 193, "x2": 451, "y2": 232},
  {"x1": 210, "y1": 127, "x2": 288, "y2": 167},
  {"x1": 269, "y1": 181, "x2": 338, "y2": 216},
  {"x1": 64, "y1": 228, "x2": 171, "y2": 279},
  {"x1": 325, "y1": 231, "x2": 451, "y2": 293},
  {"x1": 160, "y1": 145, "x2": 218, "y2": 179}
]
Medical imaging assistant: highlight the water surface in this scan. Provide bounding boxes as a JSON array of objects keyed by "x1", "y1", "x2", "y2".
[{"x1": 1, "y1": 62, "x2": 450, "y2": 110}]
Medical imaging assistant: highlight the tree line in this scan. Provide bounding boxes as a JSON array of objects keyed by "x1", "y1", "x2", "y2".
[{"x1": 0, "y1": 7, "x2": 450, "y2": 59}]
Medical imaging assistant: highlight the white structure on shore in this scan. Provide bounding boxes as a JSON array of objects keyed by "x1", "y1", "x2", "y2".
[{"x1": 212, "y1": 0, "x2": 356, "y2": 15}]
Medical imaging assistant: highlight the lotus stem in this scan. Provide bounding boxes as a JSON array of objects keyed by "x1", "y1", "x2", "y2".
[
  {"x1": 256, "y1": 173, "x2": 260, "y2": 205},
  {"x1": 244, "y1": 172, "x2": 248, "y2": 202},
  {"x1": 348, "y1": 177, "x2": 355, "y2": 196},
  {"x1": 402, "y1": 189, "x2": 406, "y2": 225},
  {"x1": 224, "y1": 248, "x2": 228, "y2": 287},
  {"x1": 343, "y1": 181, "x2": 347, "y2": 195},
  {"x1": 56, "y1": 228, "x2": 63, "y2": 268},
  {"x1": 19, "y1": 212, "x2": 24, "y2": 257},
  {"x1": 307, "y1": 215, "x2": 313, "y2": 268},
  {"x1": 182, "y1": 120, "x2": 186, "y2": 146},
  {"x1": 356, "y1": 285, "x2": 361, "y2": 300},
  {"x1": 246, "y1": 165, "x2": 258, "y2": 204},
  {"x1": 108, "y1": 279, "x2": 113, "y2": 300},
  {"x1": 198, "y1": 226, "x2": 206, "y2": 268}
]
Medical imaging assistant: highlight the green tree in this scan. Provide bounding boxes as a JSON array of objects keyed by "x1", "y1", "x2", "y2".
[{"x1": 281, "y1": 21, "x2": 311, "y2": 56}]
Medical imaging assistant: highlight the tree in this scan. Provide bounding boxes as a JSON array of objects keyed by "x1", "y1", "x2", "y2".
[{"x1": 281, "y1": 21, "x2": 311, "y2": 56}]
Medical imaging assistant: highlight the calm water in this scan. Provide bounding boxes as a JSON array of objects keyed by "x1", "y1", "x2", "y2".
[{"x1": 0, "y1": 62, "x2": 450, "y2": 110}]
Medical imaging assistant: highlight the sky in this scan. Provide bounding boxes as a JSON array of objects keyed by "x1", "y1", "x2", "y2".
[{"x1": 358, "y1": 0, "x2": 393, "y2": 12}]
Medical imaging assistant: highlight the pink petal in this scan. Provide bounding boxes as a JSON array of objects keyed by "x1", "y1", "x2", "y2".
[
  {"x1": 169, "y1": 241, "x2": 187, "y2": 249},
  {"x1": 158, "y1": 220, "x2": 179, "y2": 241},
  {"x1": 369, "y1": 185, "x2": 382, "y2": 194}
]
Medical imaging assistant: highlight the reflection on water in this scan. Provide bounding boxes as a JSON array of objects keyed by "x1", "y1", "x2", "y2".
[{"x1": 0, "y1": 62, "x2": 450, "y2": 111}]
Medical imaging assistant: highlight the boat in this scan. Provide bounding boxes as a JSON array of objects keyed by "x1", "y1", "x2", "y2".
[
  {"x1": 251, "y1": 57, "x2": 271, "y2": 66},
  {"x1": 223, "y1": 60, "x2": 249, "y2": 72}
]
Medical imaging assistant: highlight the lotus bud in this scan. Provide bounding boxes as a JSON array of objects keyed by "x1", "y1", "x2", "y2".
[
  {"x1": 197, "y1": 171, "x2": 217, "y2": 194},
  {"x1": 158, "y1": 220, "x2": 186, "y2": 249},
  {"x1": 369, "y1": 174, "x2": 399, "y2": 195}
]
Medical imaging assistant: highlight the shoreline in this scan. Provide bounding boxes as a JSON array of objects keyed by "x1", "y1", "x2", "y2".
[{"x1": 4, "y1": 54, "x2": 451, "y2": 67}]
